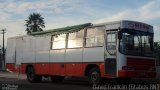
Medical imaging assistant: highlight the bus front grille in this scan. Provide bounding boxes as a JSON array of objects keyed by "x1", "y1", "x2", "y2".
[{"x1": 127, "y1": 57, "x2": 155, "y2": 70}]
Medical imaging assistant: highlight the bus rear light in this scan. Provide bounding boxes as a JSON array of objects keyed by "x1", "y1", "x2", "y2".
[{"x1": 122, "y1": 66, "x2": 134, "y2": 70}]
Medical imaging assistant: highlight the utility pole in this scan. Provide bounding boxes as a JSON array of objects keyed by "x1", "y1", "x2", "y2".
[
  {"x1": 0, "y1": 45, "x2": 1, "y2": 63},
  {"x1": 1, "y1": 29, "x2": 6, "y2": 70}
]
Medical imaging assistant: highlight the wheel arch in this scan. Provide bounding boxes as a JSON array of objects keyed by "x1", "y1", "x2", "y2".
[
  {"x1": 84, "y1": 64, "x2": 100, "y2": 76},
  {"x1": 25, "y1": 64, "x2": 34, "y2": 74}
]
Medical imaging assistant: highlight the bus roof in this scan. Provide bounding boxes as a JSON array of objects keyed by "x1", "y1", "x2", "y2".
[
  {"x1": 8, "y1": 20, "x2": 153, "y2": 39},
  {"x1": 29, "y1": 20, "x2": 153, "y2": 36},
  {"x1": 30, "y1": 23, "x2": 92, "y2": 36},
  {"x1": 93, "y1": 20, "x2": 153, "y2": 33}
]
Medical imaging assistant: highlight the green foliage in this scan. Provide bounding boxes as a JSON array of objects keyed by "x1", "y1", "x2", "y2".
[
  {"x1": 25, "y1": 12, "x2": 45, "y2": 34},
  {"x1": 154, "y1": 42, "x2": 160, "y2": 50}
]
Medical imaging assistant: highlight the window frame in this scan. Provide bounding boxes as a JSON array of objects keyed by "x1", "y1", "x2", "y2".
[
  {"x1": 118, "y1": 29, "x2": 154, "y2": 57},
  {"x1": 50, "y1": 26, "x2": 106, "y2": 50},
  {"x1": 85, "y1": 26, "x2": 105, "y2": 48},
  {"x1": 106, "y1": 31, "x2": 117, "y2": 55},
  {"x1": 51, "y1": 34, "x2": 67, "y2": 50},
  {"x1": 67, "y1": 29, "x2": 84, "y2": 49}
]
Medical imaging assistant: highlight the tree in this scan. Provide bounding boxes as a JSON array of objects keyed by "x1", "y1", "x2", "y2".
[
  {"x1": 25, "y1": 12, "x2": 45, "y2": 34},
  {"x1": 154, "y1": 42, "x2": 160, "y2": 50}
]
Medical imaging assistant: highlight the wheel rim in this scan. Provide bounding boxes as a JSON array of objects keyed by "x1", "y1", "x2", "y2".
[
  {"x1": 90, "y1": 71, "x2": 99, "y2": 84},
  {"x1": 27, "y1": 68, "x2": 34, "y2": 81}
]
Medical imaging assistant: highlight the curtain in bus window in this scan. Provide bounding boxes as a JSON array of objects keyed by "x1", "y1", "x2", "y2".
[
  {"x1": 86, "y1": 26, "x2": 105, "y2": 47},
  {"x1": 52, "y1": 34, "x2": 66, "y2": 49},
  {"x1": 68, "y1": 29, "x2": 84, "y2": 48}
]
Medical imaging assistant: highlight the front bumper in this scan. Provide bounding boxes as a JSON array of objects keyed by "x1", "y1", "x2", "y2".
[{"x1": 118, "y1": 70, "x2": 156, "y2": 78}]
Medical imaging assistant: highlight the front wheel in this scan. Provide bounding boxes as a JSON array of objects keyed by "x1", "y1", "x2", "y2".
[
  {"x1": 88, "y1": 67, "x2": 101, "y2": 85},
  {"x1": 26, "y1": 67, "x2": 42, "y2": 83}
]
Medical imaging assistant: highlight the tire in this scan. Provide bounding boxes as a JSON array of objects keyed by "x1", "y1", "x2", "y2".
[
  {"x1": 51, "y1": 75, "x2": 64, "y2": 83},
  {"x1": 88, "y1": 67, "x2": 101, "y2": 85},
  {"x1": 26, "y1": 67, "x2": 42, "y2": 83}
]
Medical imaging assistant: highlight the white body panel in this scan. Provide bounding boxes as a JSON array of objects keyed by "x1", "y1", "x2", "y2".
[
  {"x1": 83, "y1": 47, "x2": 104, "y2": 62},
  {"x1": 35, "y1": 36, "x2": 50, "y2": 63},
  {"x1": 22, "y1": 51, "x2": 35, "y2": 63},
  {"x1": 117, "y1": 53, "x2": 126, "y2": 70},
  {"x1": 30, "y1": 36, "x2": 36, "y2": 51},
  {"x1": 105, "y1": 23, "x2": 120, "y2": 30},
  {"x1": 15, "y1": 38, "x2": 23, "y2": 65},
  {"x1": 50, "y1": 50, "x2": 65, "y2": 62},
  {"x1": 5, "y1": 38, "x2": 16, "y2": 63},
  {"x1": 65, "y1": 49, "x2": 83, "y2": 62},
  {"x1": 35, "y1": 36, "x2": 50, "y2": 51},
  {"x1": 22, "y1": 37, "x2": 35, "y2": 63},
  {"x1": 36, "y1": 51, "x2": 50, "y2": 62},
  {"x1": 6, "y1": 36, "x2": 51, "y2": 64}
]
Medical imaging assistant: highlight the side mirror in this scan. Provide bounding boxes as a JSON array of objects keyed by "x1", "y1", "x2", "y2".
[{"x1": 118, "y1": 31, "x2": 122, "y2": 39}]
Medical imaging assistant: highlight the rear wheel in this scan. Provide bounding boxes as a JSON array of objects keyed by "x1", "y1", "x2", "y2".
[
  {"x1": 26, "y1": 67, "x2": 42, "y2": 83},
  {"x1": 51, "y1": 75, "x2": 64, "y2": 83},
  {"x1": 88, "y1": 67, "x2": 101, "y2": 85}
]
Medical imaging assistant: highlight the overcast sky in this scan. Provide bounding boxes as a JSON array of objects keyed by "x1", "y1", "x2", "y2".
[{"x1": 0, "y1": 0, "x2": 160, "y2": 46}]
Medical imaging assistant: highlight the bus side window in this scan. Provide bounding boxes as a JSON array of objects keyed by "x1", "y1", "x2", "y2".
[
  {"x1": 85, "y1": 26, "x2": 105, "y2": 47},
  {"x1": 106, "y1": 32, "x2": 116, "y2": 55},
  {"x1": 52, "y1": 34, "x2": 66, "y2": 49},
  {"x1": 67, "y1": 29, "x2": 84, "y2": 48}
]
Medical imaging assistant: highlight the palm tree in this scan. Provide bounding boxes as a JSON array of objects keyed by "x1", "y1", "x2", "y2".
[{"x1": 25, "y1": 13, "x2": 45, "y2": 34}]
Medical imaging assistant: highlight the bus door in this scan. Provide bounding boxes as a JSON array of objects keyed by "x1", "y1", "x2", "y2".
[{"x1": 105, "y1": 31, "x2": 117, "y2": 76}]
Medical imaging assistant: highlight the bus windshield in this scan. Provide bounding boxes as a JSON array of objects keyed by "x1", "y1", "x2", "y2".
[{"x1": 119, "y1": 29, "x2": 154, "y2": 57}]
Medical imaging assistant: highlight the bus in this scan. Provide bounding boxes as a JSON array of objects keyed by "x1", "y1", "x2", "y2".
[{"x1": 5, "y1": 20, "x2": 156, "y2": 84}]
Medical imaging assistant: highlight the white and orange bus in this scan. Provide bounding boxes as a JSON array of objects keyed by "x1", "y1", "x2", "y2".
[{"x1": 5, "y1": 20, "x2": 156, "y2": 84}]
